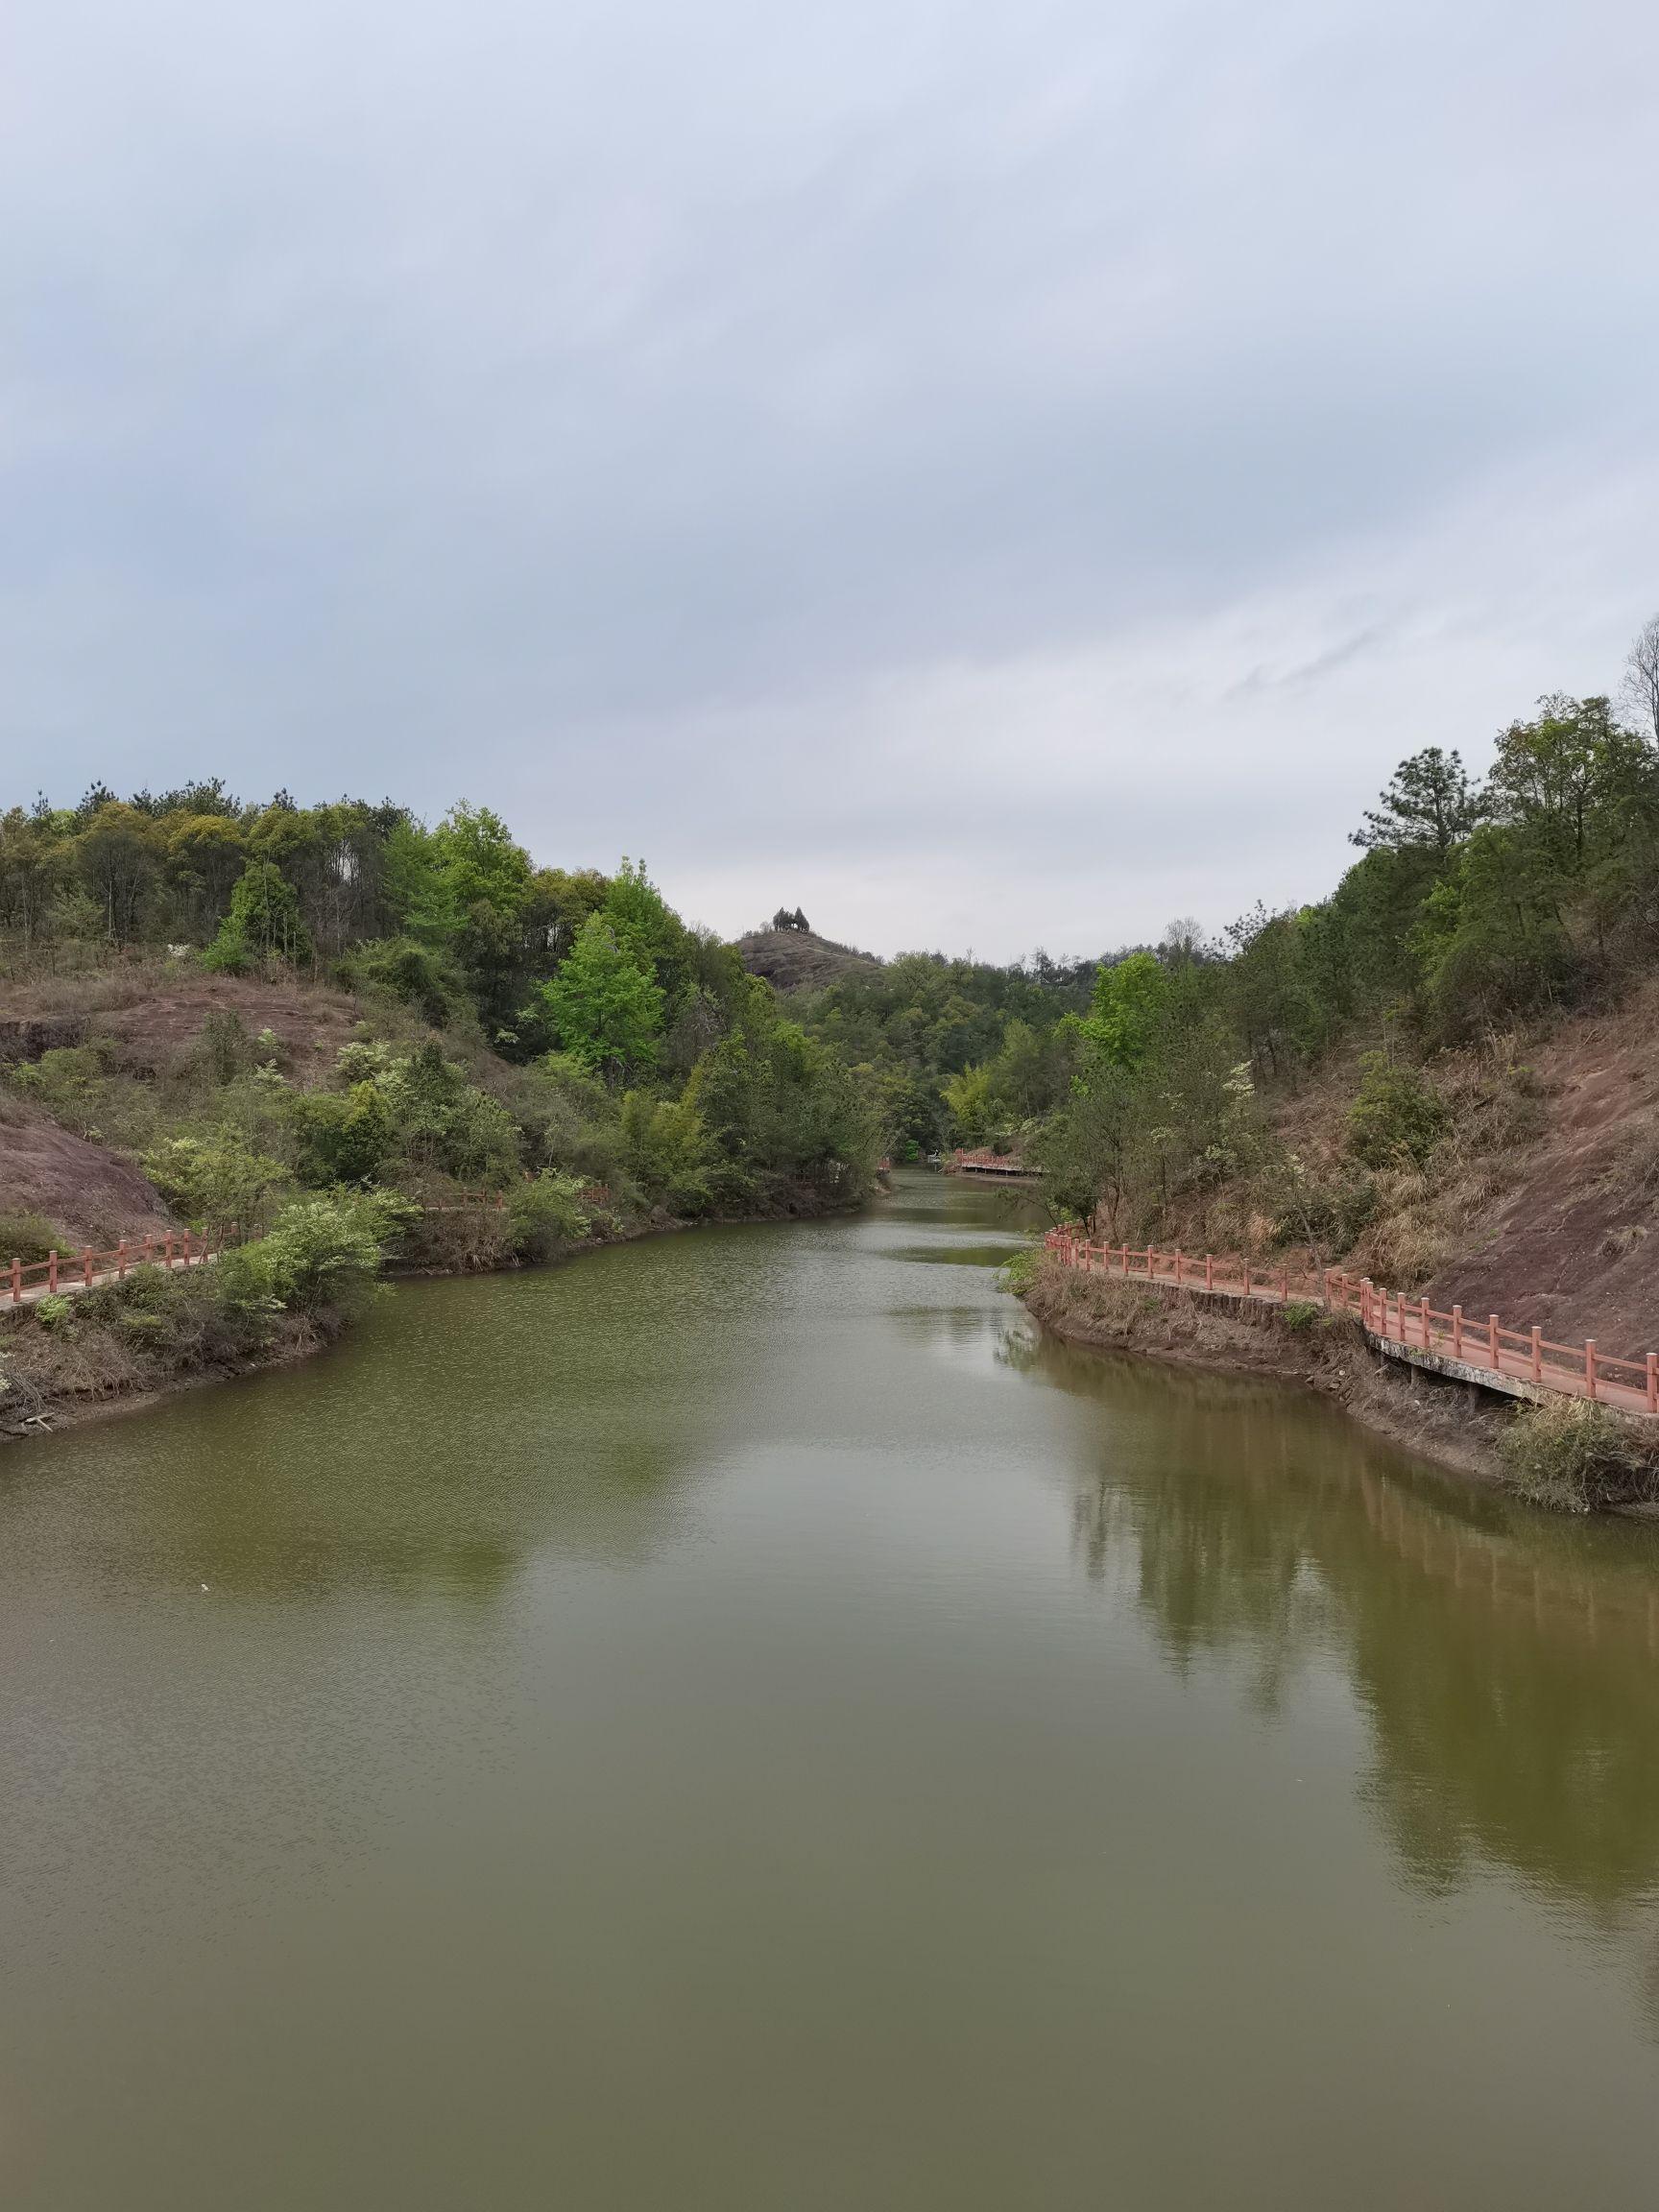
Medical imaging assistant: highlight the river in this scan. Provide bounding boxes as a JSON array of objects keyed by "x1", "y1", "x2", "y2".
[{"x1": 4, "y1": 1171, "x2": 1659, "y2": 2207}]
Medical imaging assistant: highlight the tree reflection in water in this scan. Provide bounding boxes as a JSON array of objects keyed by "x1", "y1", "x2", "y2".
[{"x1": 1015, "y1": 1326, "x2": 1659, "y2": 1921}]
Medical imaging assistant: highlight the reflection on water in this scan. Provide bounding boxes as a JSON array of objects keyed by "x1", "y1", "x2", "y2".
[
  {"x1": 3, "y1": 1171, "x2": 1659, "y2": 2211},
  {"x1": 1022, "y1": 1330, "x2": 1659, "y2": 1912}
]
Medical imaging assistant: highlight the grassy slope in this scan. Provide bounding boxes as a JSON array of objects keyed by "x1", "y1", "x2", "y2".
[{"x1": 734, "y1": 926, "x2": 881, "y2": 993}]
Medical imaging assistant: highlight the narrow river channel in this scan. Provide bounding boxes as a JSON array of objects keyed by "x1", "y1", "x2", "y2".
[{"x1": 4, "y1": 1171, "x2": 1659, "y2": 2208}]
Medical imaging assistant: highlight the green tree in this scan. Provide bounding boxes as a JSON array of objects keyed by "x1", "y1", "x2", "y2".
[
  {"x1": 204, "y1": 860, "x2": 313, "y2": 969},
  {"x1": 1351, "y1": 746, "x2": 1480, "y2": 856},
  {"x1": 619, "y1": 1093, "x2": 713, "y2": 1214},
  {"x1": 0, "y1": 807, "x2": 65, "y2": 944},
  {"x1": 536, "y1": 916, "x2": 664, "y2": 1084},
  {"x1": 942, "y1": 1063, "x2": 996, "y2": 1144},
  {"x1": 1485, "y1": 696, "x2": 1651, "y2": 877},
  {"x1": 1083, "y1": 950, "x2": 1170, "y2": 1070},
  {"x1": 77, "y1": 802, "x2": 161, "y2": 943},
  {"x1": 165, "y1": 813, "x2": 248, "y2": 937}
]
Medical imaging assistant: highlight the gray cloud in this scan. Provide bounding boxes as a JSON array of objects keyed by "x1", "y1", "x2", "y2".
[{"x1": 4, "y1": 0, "x2": 1657, "y2": 955}]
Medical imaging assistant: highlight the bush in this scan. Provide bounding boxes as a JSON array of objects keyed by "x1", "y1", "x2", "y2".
[
  {"x1": 1269, "y1": 1166, "x2": 1377, "y2": 1252},
  {"x1": 142, "y1": 1130, "x2": 289, "y2": 1239},
  {"x1": 0, "y1": 1210, "x2": 71, "y2": 1264},
  {"x1": 1500, "y1": 1398, "x2": 1658, "y2": 1513},
  {"x1": 1283, "y1": 1300, "x2": 1322, "y2": 1333},
  {"x1": 290, "y1": 1081, "x2": 397, "y2": 1187},
  {"x1": 80, "y1": 1262, "x2": 272, "y2": 1367},
  {"x1": 344, "y1": 937, "x2": 467, "y2": 1028},
  {"x1": 619, "y1": 1092, "x2": 712, "y2": 1215},
  {"x1": 34, "y1": 1292, "x2": 76, "y2": 1334},
  {"x1": 1347, "y1": 1053, "x2": 1447, "y2": 1169},
  {"x1": 195, "y1": 1008, "x2": 252, "y2": 1085},
  {"x1": 222, "y1": 1190, "x2": 416, "y2": 1321},
  {"x1": 507, "y1": 1171, "x2": 589, "y2": 1262},
  {"x1": 7, "y1": 1041, "x2": 118, "y2": 1136}
]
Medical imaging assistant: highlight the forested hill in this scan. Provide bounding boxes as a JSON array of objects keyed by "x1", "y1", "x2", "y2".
[
  {"x1": 783, "y1": 622, "x2": 1659, "y2": 1369},
  {"x1": 9, "y1": 609, "x2": 1659, "y2": 1348},
  {"x1": 0, "y1": 792, "x2": 878, "y2": 1260}
]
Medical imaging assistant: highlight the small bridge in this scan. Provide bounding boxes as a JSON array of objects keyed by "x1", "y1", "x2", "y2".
[{"x1": 950, "y1": 1148, "x2": 1036, "y2": 1180}]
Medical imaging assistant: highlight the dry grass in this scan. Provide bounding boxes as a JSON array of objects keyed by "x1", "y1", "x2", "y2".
[{"x1": 1499, "y1": 1398, "x2": 1659, "y2": 1514}]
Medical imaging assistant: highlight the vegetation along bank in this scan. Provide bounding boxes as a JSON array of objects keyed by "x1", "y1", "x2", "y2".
[
  {"x1": 0, "y1": 799, "x2": 877, "y2": 1437},
  {"x1": 9, "y1": 613, "x2": 1659, "y2": 1505}
]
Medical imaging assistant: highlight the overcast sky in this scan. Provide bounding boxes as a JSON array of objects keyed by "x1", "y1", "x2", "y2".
[{"x1": 6, "y1": 0, "x2": 1657, "y2": 960}]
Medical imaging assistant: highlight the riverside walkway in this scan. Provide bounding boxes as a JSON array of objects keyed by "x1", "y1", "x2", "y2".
[
  {"x1": 1045, "y1": 1227, "x2": 1659, "y2": 1420},
  {"x1": 2, "y1": 1196, "x2": 509, "y2": 1317},
  {"x1": 3, "y1": 1230, "x2": 224, "y2": 1311}
]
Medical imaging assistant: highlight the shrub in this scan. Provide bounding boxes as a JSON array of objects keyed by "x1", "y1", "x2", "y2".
[
  {"x1": 196, "y1": 1008, "x2": 252, "y2": 1085},
  {"x1": 7, "y1": 1041, "x2": 117, "y2": 1134},
  {"x1": 1347, "y1": 1053, "x2": 1447, "y2": 1169},
  {"x1": 619, "y1": 1092, "x2": 712, "y2": 1215},
  {"x1": 34, "y1": 1292, "x2": 76, "y2": 1334},
  {"x1": 290, "y1": 1081, "x2": 397, "y2": 1187},
  {"x1": 143, "y1": 1130, "x2": 289, "y2": 1239},
  {"x1": 507, "y1": 1171, "x2": 589, "y2": 1262},
  {"x1": 223, "y1": 1190, "x2": 416, "y2": 1321},
  {"x1": 1268, "y1": 1166, "x2": 1376, "y2": 1252},
  {"x1": 81, "y1": 1262, "x2": 272, "y2": 1368},
  {"x1": 1500, "y1": 1398, "x2": 1658, "y2": 1513},
  {"x1": 0, "y1": 1210, "x2": 71, "y2": 1265},
  {"x1": 345, "y1": 937, "x2": 467, "y2": 1028},
  {"x1": 1283, "y1": 1300, "x2": 1322, "y2": 1333}
]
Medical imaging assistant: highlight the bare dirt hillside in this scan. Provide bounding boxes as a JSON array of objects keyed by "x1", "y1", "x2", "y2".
[
  {"x1": 1, "y1": 967, "x2": 366, "y2": 1253},
  {"x1": 0, "y1": 969, "x2": 362, "y2": 1078},
  {"x1": 1425, "y1": 990, "x2": 1659, "y2": 1359},
  {"x1": 736, "y1": 927, "x2": 881, "y2": 993},
  {"x1": 0, "y1": 1094, "x2": 175, "y2": 1247}
]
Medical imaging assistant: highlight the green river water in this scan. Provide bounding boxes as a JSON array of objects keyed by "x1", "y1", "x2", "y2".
[{"x1": 4, "y1": 1171, "x2": 1659, "y2": 2207}]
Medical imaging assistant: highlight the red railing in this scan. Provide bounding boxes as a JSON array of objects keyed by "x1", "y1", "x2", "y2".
[
  {"x1": 3, "y1": 1192, "x2": 514, "y2": 1314},
  {"x1": 5, "y1": 1228, "x2": 228, "y2": 1309},
  {"x1": 1044, "y1": 1227, "x2": 1659, "y2": 1419}
]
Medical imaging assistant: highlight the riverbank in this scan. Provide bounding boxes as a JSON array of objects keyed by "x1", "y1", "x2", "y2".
[
  {"x1": 0, "y1": 1184, "x2": 866, "y2": 1448},
  {"x1": 1017, "y1": 1250, "x2": 1659, "y2": 1511}
]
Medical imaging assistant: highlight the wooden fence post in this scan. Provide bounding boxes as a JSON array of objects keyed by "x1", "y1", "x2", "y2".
[
  {"x1": 1452, "y1": 1305, "x2": 1463, "y2": 1357},
  {"x1": 9, "y1": 1256, "x2": 19, "y2": 1306},
  {"x1": 47, "y1": 1250, "x2": 58, "y2": 1292},
  {"x1": 1205, "y1": 1255, "x2": 1214, "y2": 1291},
  {"x1": 1586, "y1": 1341, "x2": 1598, "y2": 1402},
  {"x1": 1531, "y1": 1327, "x2": 1542, "y2": 1383},
  {"x1": 1488, "y1": 1315, "x2": 1500, "y2": 1369},
  {"x1": 1421, "y1": 1297, "x2": 1431, "y2": 1349},
  {"x1": 1242, "y1": 1259, "x2": 1250, "y2": 1296}
]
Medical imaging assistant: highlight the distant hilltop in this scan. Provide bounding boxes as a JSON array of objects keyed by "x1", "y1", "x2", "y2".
[{"x1": 735, "y1": 922, "x2": 881, "y2": 993}]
